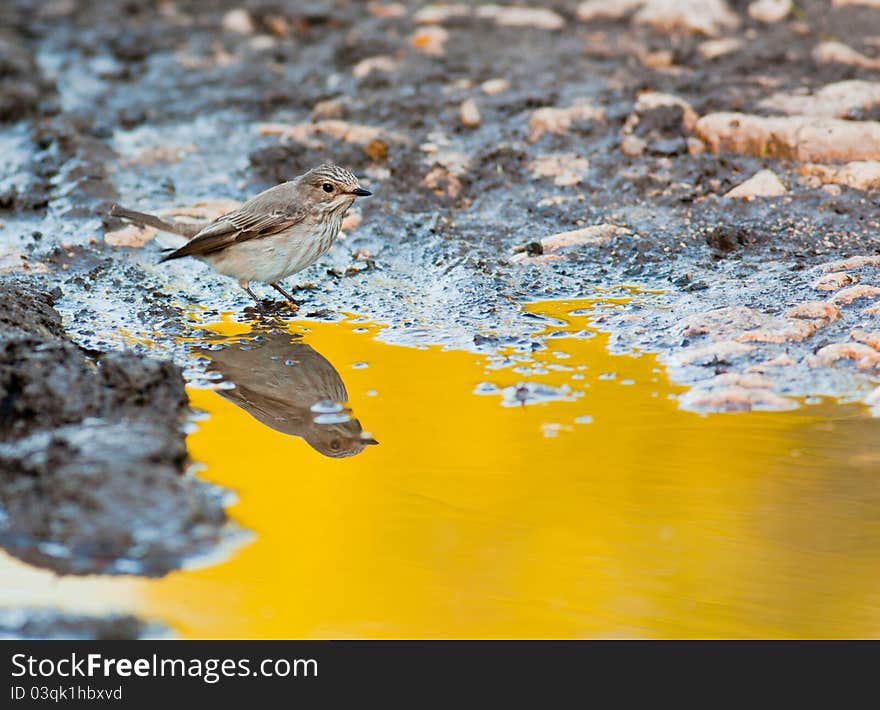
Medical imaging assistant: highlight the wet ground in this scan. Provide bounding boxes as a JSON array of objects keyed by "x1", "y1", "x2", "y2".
[
  {"x1": 5, "y1": 301, "x2": 880, "y2": 638},
  {"x1": 2, "y1": 0, "x2": 880, "y2": 637}
]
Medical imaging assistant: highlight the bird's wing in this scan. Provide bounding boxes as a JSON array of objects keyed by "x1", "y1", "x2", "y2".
[{"x1": 160, "y1": 204, "x2": 307, "y2": 261}]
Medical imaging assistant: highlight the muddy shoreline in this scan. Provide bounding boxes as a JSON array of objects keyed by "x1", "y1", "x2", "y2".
[
  {"x1": 0, "y1": 278, "x2": 234, "y2": 637},
  {"x1": 3, "y1": 0, "x2": 880, "y2": 636}
]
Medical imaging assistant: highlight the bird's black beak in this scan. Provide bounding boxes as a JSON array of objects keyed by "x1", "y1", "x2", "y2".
[{"x1": 350, "y1": 187, "x2": 372, "y2": 197}]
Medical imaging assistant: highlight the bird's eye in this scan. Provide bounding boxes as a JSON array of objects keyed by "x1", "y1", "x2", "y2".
[
  {"x1": 330, "y1": 439, "x2": 341, "y2": 450},
  {"x1": 322, "y1": 183, "x2": 334, "y2": 193}
]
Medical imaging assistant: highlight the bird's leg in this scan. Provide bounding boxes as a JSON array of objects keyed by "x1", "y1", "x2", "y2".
[
  {"x1": 270, "y1": 282, "x2": 300, "y2": 311},
  {"x1": 239, "y1": 280, "x2": 265, "y2": 312}
]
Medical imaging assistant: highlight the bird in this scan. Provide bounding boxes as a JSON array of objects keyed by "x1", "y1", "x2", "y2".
[
  {"x1": 109, "y1": 164, "x2": 371, "y2": 311},
  {"x1": 198, "y1": 328, "x2": 378, "y2": 458}
]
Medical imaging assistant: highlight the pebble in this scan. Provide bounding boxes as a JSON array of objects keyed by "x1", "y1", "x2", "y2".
[
  {"x1": 529, "y1": 100, "x2": 603, "y2": 141},
  {"x1": 222, "y1": 8, "x2": 255, "y2": 34},
  {"x1": 813, "y1": 41, "x2": 880, "y2": 70},
  {"x1": 759, "y1": 80, "x2": 880, "y2": 118},
  {"x1": 724, "y1": 169, "x2": 786, "y2": 200},
  {"x1": 460, "y1": 98, "x2": 481, "y2": 128},
  {"x1": 695, "y1": 112, "x2": 880, "y2": 162},
  {"x1": 481, "y1": 78, "x2": 510, "y2": 95},
  {"x1": 411, "y1": 26, "x2": 449, "y2": 56},
  {"x1": 748, "y1": 0, "x2": 791, "y2": 22},
  {"x1": 831, "y1": 285, "x2": 880, "y2": 305},
  {"x1": 812, "y1": 272, "x2": 859, "y2": 291}
]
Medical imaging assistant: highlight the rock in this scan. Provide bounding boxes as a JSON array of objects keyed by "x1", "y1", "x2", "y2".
[
  {"x1": 831, "y1": 285, "x2": 880, "y2": 304},
  {"x1": 679, "y1": 385, "x2": 795, "y2": 412},
  {"x1": 633, "y1": 91, "x2": 698, "y2": 131},
  {"x1": 261, "y1": 14, "x2": 289, "y2": 38},
  {"x1": 481, "y1": 78, "x2": 510, "y2": 95},
  {"x1": 798, "y1": 162, "x2": 880, "y2": 192},
  {"x1": 539, "y1": 224, "x2": 631, "y2": 252},
  {"x1": 576, "y1": 0, "x2": 644, "y2": 21},
  {"x1": 637, "y1": 49, "x2": 675, "y2": 68},
  {"x1": 697, "y1": 37, "x2": 743, "y2": 59},
  {"x1": 222, "y1": 8, "x2": 255, "y2": 34},
  {"x1": 786, "y1": 302, "x2": 842, "y2": 321},
  {"x1": 724, "y1": 169, "x2": 786, "y2": 200},
  {"x1": 367, "y1": 2, "x2": 406, "y2": 18},
  {"x1": 821, "y1": 255, "x2": 880, "y2": 273},
  {"x1": 759, "y1": 80, "x2": 880, "y2": 118},
  {"x1": 527, "y1": 153, "x2": 590, "y2": 186},
  {"x1": 634, "y1": 0, "x2": 740, "y2": 36},
  {"x1": 578, "y1": 0, "x2": 739, "y2": 34},
  {"x1": 411, "y1": 26, "x2": 449, "y2": 55},
  {"x1": 512, "y1": 224, "x2": 631, "y2": 262},
  {"x1": 865, "y1": 302, "x2": 880, "y2": 315},
  {"x1": 476, "y1": 6, "x2": 565, "y2": 30},
  {"x1": 621, "y1": 134, "x2": 648, "y2": 157},
  {"x1": 413, "y1": 4, "x2": 471, "y2": 23},
  {"x1": 412, "y1": 4, "x2": 565, "y2": 29},
  {"x1": 812, "y1": 272, "x2": 859, "y2": 291},
  {"x1": 248, "y1": 35, "x2": 276, "y2": 51},
  {"x1": 678, "y1": 305, "x2": 826, "y2": 344},
  {"x1": 460, "y1": 98, "x2": 481, "y2": 128},
  {"x1": 813, "y1": 342, "x2": 880, "y2": 369},
  {"x1": 364, "y1": 139, "x2": 389, "y2": 161},
  {"x1": 812, "y1": 42, "x2": 880, "y2": 70},
  {"x1": 687, "y1": 137, "x2": 706, "y2": 155},
  {"x1": 733, "y1": 319, "x2": 821, "y2": 343},
  {"x1": 529, "y1": 100, "x2": 603, "y2": 141},
  {"x1": 707, "y1": 372, "x2": 774, "y2": 388},
  {"x1": 311, "y1": 99, "x2": 347, "y2": 121},
  {"x1": 679, "y1": 306, "x2": 777, "y2": 338},
  {"x1": 852, "y1": 330, "x2": 880, "y2": 351},
  {"x1": 104, "y1": 224, "x2": 155, "y2": 248},
  {"x1": 352, "y1": 55, "x2": 398, "y2": 79},
  {"x1": 695, "y1": 112, "x2": 880, "y2": 162},
  {"x1": 748, "y1": 0, "x2": 791, "y2": 22}
]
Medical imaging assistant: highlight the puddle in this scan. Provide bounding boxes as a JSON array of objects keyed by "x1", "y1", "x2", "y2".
[{"x1": 5, "y1": 299, "x2": 880, "y2": 638}]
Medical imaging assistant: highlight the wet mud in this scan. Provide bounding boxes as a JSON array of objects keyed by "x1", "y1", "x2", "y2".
[
  {"x1": 3, "y1": 0, "x2": 880, "y2": 636},
  {"x1": 0, "y1": 608, "x2": 165, "y2": 640},
  {"x1": 0, "y1": 280, "x2": 232, "y2": 588}
]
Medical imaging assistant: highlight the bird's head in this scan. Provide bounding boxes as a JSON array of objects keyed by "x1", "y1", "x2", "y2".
[{"x1": 300, "y1": 164, "x2": 371, "y2": 212}]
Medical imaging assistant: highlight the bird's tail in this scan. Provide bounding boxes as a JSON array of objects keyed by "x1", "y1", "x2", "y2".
[{"x1": 109, "y1": 204, "x2": 202, "y2": 238}]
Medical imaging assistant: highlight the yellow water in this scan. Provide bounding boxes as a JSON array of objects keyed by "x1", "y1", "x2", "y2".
[{"x1": 5, "y1": 299, "x2": 880, "y2": 638}]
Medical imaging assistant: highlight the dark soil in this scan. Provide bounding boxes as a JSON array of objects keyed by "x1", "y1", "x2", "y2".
[
  {"x1": 0, "y1": 280, "x2": 232, "y2": 580},
  {"x1": 0, "y1": 608, "x2": 165, "y2": 640}
]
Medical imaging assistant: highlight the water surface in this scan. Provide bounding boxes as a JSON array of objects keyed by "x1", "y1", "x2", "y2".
[{"x1": 5, "y1": 299, "x2": 880, "y2": 638}]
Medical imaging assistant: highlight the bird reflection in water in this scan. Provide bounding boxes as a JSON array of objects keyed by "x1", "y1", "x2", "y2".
[{"x1": 198, "y1": 328, "x2": 377, "y2": 458}]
